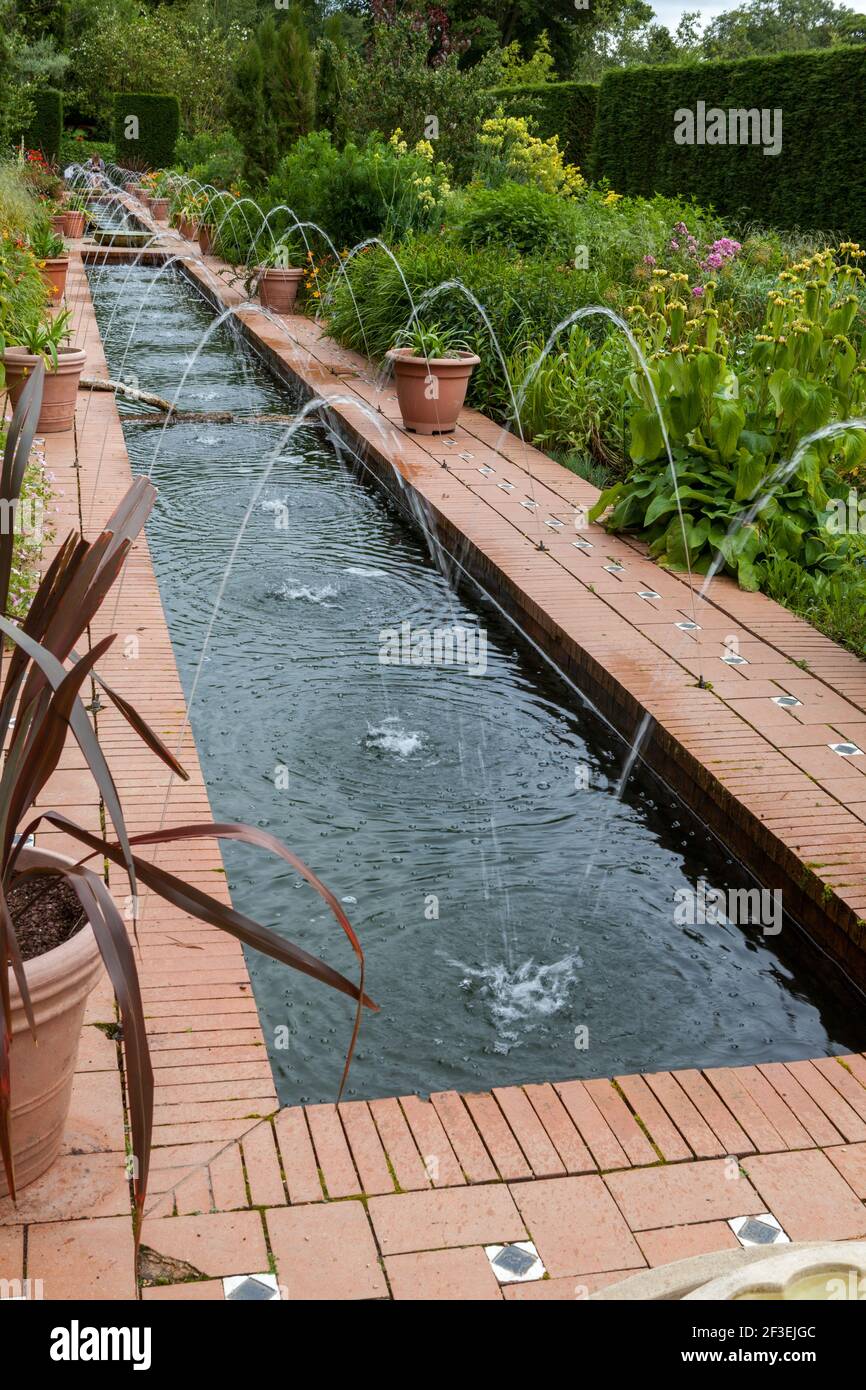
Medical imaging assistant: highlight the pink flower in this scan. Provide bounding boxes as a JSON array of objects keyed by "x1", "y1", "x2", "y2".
[
  {"x1": 691, "y1": 284, "x2": 704, "y2": 297},
  {"x1": 643, "y1": 254, "x2": 656, "y2": 266},
  {"x1": 669, "y1": 239, "x2": 680, "y2": 252},
  {"x1": 704, "y1": 252, "x2": 724, "y2": 270}
]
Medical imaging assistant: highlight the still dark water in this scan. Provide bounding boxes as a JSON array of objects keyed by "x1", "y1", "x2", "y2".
[{"x1": 88, "y1": 265, "x2": 865, "y2": 1105}]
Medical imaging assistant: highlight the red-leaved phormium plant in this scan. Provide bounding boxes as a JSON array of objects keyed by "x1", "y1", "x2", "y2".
[{"x1": 0, "y1": 364, "x2": 375, "y2": 1233}]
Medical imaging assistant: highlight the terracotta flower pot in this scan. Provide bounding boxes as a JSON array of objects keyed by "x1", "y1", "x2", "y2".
[
  {"x1": 197, "y1": 223, "x2": 215, "y2": 256},
  {"x1": 150, "y1": 197, "x2": 169, "y2": 221},
  {"x1": 386, "y1": 347, "x2": 480, "y2": 434},
  {"x1": 180, "y1": 217, "x2": 199, "y2": 242},
  {"x1": 51, "y1": 212, "x2": 66, "y2": 235},
  {"x1": 1, "y1": 848, "x2": 104, "y2": 1197},
  {"x1": 62, "y1": 209, "x2": 86, "y2": 238},
  {"x1": 3, "y1": 345, "x2": 87, "y2": 433},
  {"x1": 257, "y1": 267, "x2": 304, "y2": 313},
  {"x1": 38, "y1": 255, "x2": 69, "y2": 302}
]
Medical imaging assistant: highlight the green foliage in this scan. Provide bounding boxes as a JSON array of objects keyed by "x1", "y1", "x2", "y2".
[
  {"x1": 453, "y1": 181, "x2": 580, "y2": 258},
  {"x1": 230, "y1": 130, "x2": 451, "y2": 258},
  {"x1": 225, "y1": 36, "x2": 272, "y2": 186},
  {"x1": 59, "y1": 130, "x2": 113, "y2": 166},
  {"x1": 315, "y1": 14, "x2": 348, "y2": 143},
  {"x1": 336, "y1": 12, "x2": 502, "y2": 184},
  {"x1": 591, "y1": 48, "x2": 866, "y2": 241},
  {"x1": 113, "y1": 93, "x2": 180, "y2": 170},
  {"x1": 393, "y1": 321, "x2": 473, "y2": 359},
  {"x1": 173, "y1": 129, "x2": 245, "y2": 190},
  {"x1": 590, "y1": 249, "x2": 866, "y2": 589},
  {"x1": 763, "y1": 551, "x2": 866, "y2": 659},
  {"x1": 21, "y1": 86, "x2": 62, "y2": 159},
  {"x1": 506, "y1": 326, "x2": 629, "y2": 472},
  {"x1": 268, "y1": 6, "x2": 315, "y2": 146},
  {"x1": 227, "y1": 9, "x2": 316, "y2": 185},
  {"x1": 324, "y1": 232, "x2": 599, "y2": 427},
  {"x1": 486, "y1": 81, "x2": 598, "y2": 170},
  {"x1": 68, "y1": 2, "x2": 242, "y2": 135}
]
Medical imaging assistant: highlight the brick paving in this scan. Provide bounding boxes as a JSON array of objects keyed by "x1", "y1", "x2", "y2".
[{"x1": 1, "y1": 221, "x2": 865, "y2": 1299}]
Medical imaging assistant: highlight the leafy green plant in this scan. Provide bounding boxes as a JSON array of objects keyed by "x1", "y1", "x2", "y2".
[
  {"x1": 0, "y1": 368, "x2": 375, "y2": 1228},
  {"x1": 10, "y1": 308, "x2": 73, "y2": 371},
  {"x1": 28, "y1": 220, "x2": 65, "y2": 260},
  {"x1": 590, "y1": 248, "x2": 866, "y2": 589},
  {"x1": 261, "y1": 237, "x2": 306, "y2": 271},
  {"x1": 393, "y1": 321, "x2": 472, "y2": 359},
  {"x1": 453, "y1": 181, "x2": 580, "y2": 258}
]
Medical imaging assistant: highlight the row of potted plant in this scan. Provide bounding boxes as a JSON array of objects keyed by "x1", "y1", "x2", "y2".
[
  {"x1": 242, "y1": 235, "x2": 480, "y2": 433},
  {"x1": 147, "y1": 182, "x2": 481, "y2": 433},
  {"x1": 2, "y1": 189, "x2": 88, "y2": 433}
]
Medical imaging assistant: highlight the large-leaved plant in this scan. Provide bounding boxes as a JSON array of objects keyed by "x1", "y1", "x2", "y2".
[{"x1": 591, "y1": 247, "x2": 866, "y2": 588}]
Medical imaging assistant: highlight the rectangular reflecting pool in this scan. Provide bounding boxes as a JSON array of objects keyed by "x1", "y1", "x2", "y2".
[{"x1": 88, "y1": 264, "x2": 866, "y2": 1106}]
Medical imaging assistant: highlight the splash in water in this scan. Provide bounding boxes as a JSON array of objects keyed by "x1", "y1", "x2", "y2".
[
  {"x1": 449, "y1": 953, "x2": 582, "y2": 1052},
  {"x1": 273, "y1": 581, "x2": 339, "y2": 605},
  {"x1": 365, "y1": 719, "x2": 425, "y2": 757}
]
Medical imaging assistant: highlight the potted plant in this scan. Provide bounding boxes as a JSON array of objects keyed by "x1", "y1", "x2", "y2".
[
  {"x1": 62, "y1": 192, "x2": 88, "y2": 239},
  {"x1": 28, "y1": 220, "x2": 69, "y2": 302},
  {"x1": 178, "y1": 195, "x2": 202, "y2": 242},
  {"x1": 0, "y1": 369, "x2": 374, "y2": 1213},
  {"x1": 386, "y1": 321, "x2": 480, "y2": 434},
  {"x1": 50, "y1": 205, "x2": 66, "y2": 236},
  {"x1": 3, "y1": 310, "x2": 86, "y2": 433},
  {"x1": 197, "y1": 220, "x2": 216, "y2": 256},
  {"x1": 251, "y1": 237, "x2": 306, "y2": 313},
  {"x1": 150, "y1": 183, "x2": 170, "y2": 222}
]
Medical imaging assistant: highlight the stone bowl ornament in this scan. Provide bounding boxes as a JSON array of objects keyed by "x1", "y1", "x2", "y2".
[
  {"x1": 685, "y1": 1242, "x2": 866, "y2": 1301},
  {"x1": 591, "y1": 1241, "x2": 866, "y2": 1301}
]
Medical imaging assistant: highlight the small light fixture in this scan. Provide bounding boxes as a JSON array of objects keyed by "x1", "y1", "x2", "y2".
[
  {"x1": 573, "y1": 539, "x2": 593, "y2": 552},
  {"x1": 478, "y1": 464, "x2": 494, "y2": 476},
  {"x1": 637, "y1": 590, "x2": 660, "y2": 600},
  {"x1": 484, "y1": 1242, "x2": 545, "y2": 1284},
  {"x1": 604, "y1": 562, "x2": 625, "y2": 573},
  {"x1": 223, "y1": 1274, "x2": 280, "y2": 1301},
  {"x1": 772, "y1": 694, "x2": 802, "y2": 708},
  {"x1": 728, "y1": 1214, "x2": 789, "y2": 1249},
  {"x1": 676, "y1": 620, "x2": 700, "y2": 631},
  {"x1": 522, "y1": 498, "x2": 538, "y2": 511},
  {"x1": 498, "y1": 481, "x2": 515, "y2": 493},
  {"x1": 829, "y1": 742, "x2": 863, "y2": 756},
  {"x1": 721, "y1": 653, "x2": 748, "y2": 665},
  {"x1": 545, "y1": 517, "x2": 564, "y2": 529}
]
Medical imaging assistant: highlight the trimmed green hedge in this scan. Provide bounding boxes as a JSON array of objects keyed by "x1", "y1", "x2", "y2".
[
  {"x1": 24, "y1": 88, "x2": 63, "y2": 160},
  {"x1": 113, "y1": 93, "x2": 180, "y2": 169},
  {"x1": 591, "y1": 47, "x2": 866, "y2": 240},
  {"x1": 487, "y1": 82, "x2": 598, "y2": 173}
]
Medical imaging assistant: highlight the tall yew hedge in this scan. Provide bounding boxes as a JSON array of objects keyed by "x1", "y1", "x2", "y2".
[
  {"x1": 113, "y1": 93, "x2": 180, "y2": 169},
  {"x1": 24, "y1": 87, "x2": 63, "y2": 160},
  {"x1": 590, "y1": 47, "x2": 866, "y2": 240}
]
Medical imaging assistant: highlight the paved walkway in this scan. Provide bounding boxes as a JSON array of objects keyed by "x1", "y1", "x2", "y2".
[{"x1": 0, "y1": 221, "x2": 864, "y2": 1300}]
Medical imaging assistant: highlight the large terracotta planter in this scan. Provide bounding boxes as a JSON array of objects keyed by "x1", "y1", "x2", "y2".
[
  {"x1": 150, "y1": 198, "x2": 169, "y2": 221},
  {"x1": 179, "y1": 217, "x2": 199, "y2": 242},
  {"x1": 197, "y1": 223, "x2": 216, "y2": 256},
  {"x1": 62, "y1": 209, "x2": 86, "y2": 238},
  {"x1": 386, "y1": 347, "x2": 480, "y2": 434},
  {"x1": 1, "y1": 849, "x2": 104, "y2": 1197},
  {"x1": 257, "y1": 267, "x2": 304, "y2": 314},
  {"x1": 3, "y1": 345, "x2": 87, "y2": 433},
  {"x1": 38, "y1": 256, "x2": 69, "y2": 303},
  {"x1": 51, "y1": 213, "x2": 66, "y2": 235}
]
